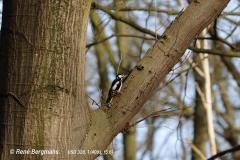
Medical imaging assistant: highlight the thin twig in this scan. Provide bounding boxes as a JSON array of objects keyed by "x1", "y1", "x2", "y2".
[
  {"x1": 186, "y1": 139, "x2": 206, "y2": 160},
  {"x1": 96, "y1": 82, "x2": 104, "y2": 100},
  {"x1": 86, "y1": 34, "x2": 154, "y2": 49},
  {"x1": 136, "y1": 124, "x2": 174, "y2": 131},
  {"x1": 116, "y1": 53, "x2": 122, "y2": 74},
  {"x1": 86, "y1": 94, "x2": 101, "y2": 108},
  {"x1": 129, "y1": 105, "x2": 192, "y2": 128}
]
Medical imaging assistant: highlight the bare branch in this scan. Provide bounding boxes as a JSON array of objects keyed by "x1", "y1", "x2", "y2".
[
  {"x1": 186, "y1": 139, "x2": 206, "y2": 160},
  {"x1": 92, "y1": 3, "x2": 160, "y2": 38},
  {"x1": 189, "y1": 46, "x2": 240, "y2": 57},
  {"x1": 207, "y1": 145, "x2": 240, "y2": 160}
]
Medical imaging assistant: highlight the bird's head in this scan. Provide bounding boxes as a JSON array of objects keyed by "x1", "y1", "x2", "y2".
[{"x1": 116, "y1": 74, "x2": 126, "y2": 80}]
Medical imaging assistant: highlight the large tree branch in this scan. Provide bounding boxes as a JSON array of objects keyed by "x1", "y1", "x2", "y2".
[{"x1": 82, "y1": 0, "x2": 230, "y2": 159}]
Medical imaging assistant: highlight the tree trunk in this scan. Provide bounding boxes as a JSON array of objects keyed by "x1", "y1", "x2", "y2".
[
  {"x1": 90, "y1": 9, "x2": 110, "y2": 97},
  {"x1": 0, "y1": 0, "x2": 91, "y2": 159},
  {"x1": 123, "y1": 127, "x2": 136, "y2": 160},
  {"x1": 192, "y1": 57, "x2": 208, "y2": 160}
]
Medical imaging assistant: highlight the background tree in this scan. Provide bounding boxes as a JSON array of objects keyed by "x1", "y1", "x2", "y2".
[{"x1": 0, "y1": 0, "x2": 237, "y2": 160}]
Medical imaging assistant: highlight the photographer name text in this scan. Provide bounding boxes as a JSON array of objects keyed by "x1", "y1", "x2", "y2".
[{"x1": 10, "y1": 149, "x2": 59, "y2": 156}]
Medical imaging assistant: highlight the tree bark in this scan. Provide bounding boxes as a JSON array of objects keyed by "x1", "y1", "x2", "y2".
[{"x1": 0, "y1": 0, "x2": 91, "y2": 159}]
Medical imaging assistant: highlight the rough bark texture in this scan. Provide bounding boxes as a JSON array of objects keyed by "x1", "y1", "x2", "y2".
[{"x1": 0, "y1": 0, "x2": 91, "y2": 159}]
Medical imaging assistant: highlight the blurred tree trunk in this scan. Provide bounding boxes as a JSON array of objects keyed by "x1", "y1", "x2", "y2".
[
  {"x1": 192, "y1": 27, "x2": 218, "y2": 159},
  {"x1": 192, "y1": 57, "x2": 208, "y2": 160},
  {"x1": 115, "y1": 1, "x2": 131, "y2": 74},
  {"x1": 0, "y1": 0, "x2": 91, "y2": 159},
  {"x1": 198, "y1": 29, "x2": 216, "y2": 155},
  {"x1": 123, "y1": 127, "x2": 136, "y2": 160},
  {"x1": 90, "y1": 10, "x2": 110, "y2": 97},
  {"x1": 114, "y1": 1, "x2": 137, "y2": 159}
]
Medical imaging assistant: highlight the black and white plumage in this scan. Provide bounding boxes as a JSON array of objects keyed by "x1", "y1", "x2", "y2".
[{"x1": 106, "y1": 74, "x2": 126, "y2": 103}]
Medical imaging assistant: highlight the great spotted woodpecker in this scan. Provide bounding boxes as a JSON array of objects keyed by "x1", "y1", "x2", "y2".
[{"x1": 106, "y1": 74, "x2": 126, "y2": 103}]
